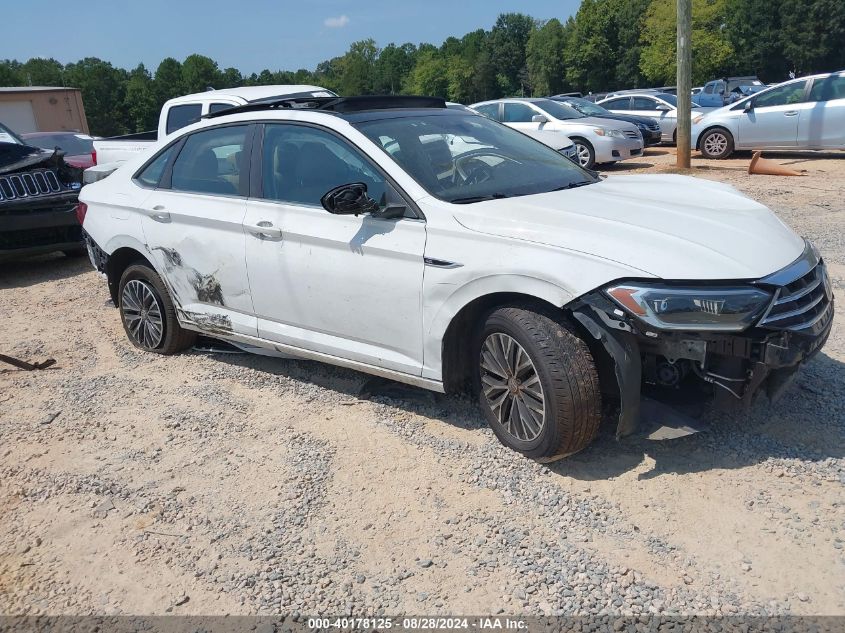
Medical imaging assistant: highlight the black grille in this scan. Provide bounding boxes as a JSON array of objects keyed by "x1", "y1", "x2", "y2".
[
  {"x1": 759, "y1": 262, "x2": 833, "y2": 332},
  {"x1": 0, "y1": 169, "x2": 68, "y2": 202}
]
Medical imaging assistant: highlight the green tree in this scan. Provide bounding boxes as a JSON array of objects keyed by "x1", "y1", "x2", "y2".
[
  {"x1": 181, "y1": 54, "x2": 221, "y2": 93},
  {"x1": 375, "y1": 43, "x2": 416, "y2": 94},
  {"x1": 564, "y1": 0, "x2": 617, "y2": 92},
  {"x1": 526, "y1": 18, "x2": 568, "y2": 96},
  {"x1": 779, "y1": 0, "x2": 845, "y2": 76},
  {"x1": 488, "y1": 13, "x2": 537, "y2": 95},
  {"x1": 403, "y1": 50, "x2": 448, "y2": 97},
  {"x1": 153, "y1": 58, "x2": 184, "y2": 103},
  {"x1": 0, "y1": 60, "x2": 24, "y2": 86},
  {"x1": 640, "y1": 0, "x2": 733, "y2": 85},
  {"x1": 124, "y1": 63, "x2": 158, "y2": 132},
  {"x1": 21, "y1": 58, "x2": 65, "y2": 86},
  {"x1": 220, "y1": 67, "x2": 243, "y2": 88},
  {"x1": 338, "y1": 39, "x2": 379, "y2": 95},
  {"x1": 64, "y1": 58, "x2": 128, "y2": 136}
]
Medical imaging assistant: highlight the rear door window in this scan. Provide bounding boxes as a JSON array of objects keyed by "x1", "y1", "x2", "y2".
[
  {"x1": 136, "y1": 144, "x2": 179, "y2": 188},
  {"x1": 165, "y1": 104, "x2": 202, "y2": 135},
  {"x1": 809, "y1": 75, "x2": 845, "y2": 102},
  {"x1": 632, "y1": 97, "x2": 659, "y2": 111},
  {"x1": 602, "y1": 98, "x2": 630, "y2": 111},
  {"x1": 170, "y1": 125, "x2": 249, "y2": 196},
  {"x1": 503, "y1": 103, "x2": 537, "y2": 123},
  {"x1": 754, "y1": 81, "x2": 809, "y2": 108},
  {"x1": 473, "y1": 103, "x2": 500, "y2": 120},
  {"x1": 208, "y1": 102, "x2": 236, "y2": 115}
]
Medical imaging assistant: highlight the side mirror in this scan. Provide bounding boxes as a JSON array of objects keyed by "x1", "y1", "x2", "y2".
[
  {"x1": 321, "y1": 182, "x2": 379, "y2": 216},
  {"x1": 743, "y1": 100, "x2": 754, "y2": 112},
  {"x1": 655, "y1": 104, "x2": 671, "y2": 112},
  {"x1": 531, "y1": 114, "x2": 549, "y2": 123}
]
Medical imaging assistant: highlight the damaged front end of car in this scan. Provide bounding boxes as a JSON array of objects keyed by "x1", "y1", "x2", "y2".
[
  {"x1": 0, "y1": 142, "x2": 83, "y2": 260},
  {"x1": 571, "y1": 240, "x2": 834, "y2": 439}
]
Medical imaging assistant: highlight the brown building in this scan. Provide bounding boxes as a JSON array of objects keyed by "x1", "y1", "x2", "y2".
[{"x1": 0, "y1": 87, "x2": 89, "y2": 135}]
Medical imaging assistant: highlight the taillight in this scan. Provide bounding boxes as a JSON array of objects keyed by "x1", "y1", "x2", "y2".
[
  {"x1": 76, "y1": 202, "x2": 88, "y2": 225},
  {"x1": 91, "y1": 149, "x2": 97, "y2": 165}
]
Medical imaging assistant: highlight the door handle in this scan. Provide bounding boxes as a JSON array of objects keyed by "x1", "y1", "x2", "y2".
[
  {"x1": 784, "y1": 111, "x2": 798, "y2": 116},
  {"x1": 147, "y1": 206, "x2": 171, "y2": 222},
  {"x1": 245, "y1": 221, "x2": 283, "y2": 239}
]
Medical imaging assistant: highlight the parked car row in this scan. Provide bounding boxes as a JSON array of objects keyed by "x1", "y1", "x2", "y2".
[{"x1": 469, "y1": 98, "x2": 644, "y2": 169}]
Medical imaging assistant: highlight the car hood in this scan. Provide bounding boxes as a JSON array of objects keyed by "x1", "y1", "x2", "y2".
[{"x1": 453, "y1": 174, "x2": 805, "y2": 281}]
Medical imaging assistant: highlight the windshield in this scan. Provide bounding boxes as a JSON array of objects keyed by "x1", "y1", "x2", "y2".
[
  {"x1": 24, "y1": 133, "x2": 94, "y2": 155},
  {"x1": 354, "y1": 112, "x2": 596, "y2": 204},
  {"x1": 0, "y1": 122, "x2": 23, "y2": 145},
  {"x1": 532, "y1": 99, "x2": 585, "y2": 120},
  {"x1": 559, "y1": 97, "x2": 608, "y2": 116}
]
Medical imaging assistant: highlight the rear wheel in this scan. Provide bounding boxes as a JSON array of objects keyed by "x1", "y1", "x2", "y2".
[
  {"x1": 474, "y1": 306, "x2": 602, "y2": 459},
  {"x1": 571, "y1": 138, "x2": 596, "y2": 169},
  {"x1": 118, "y1": 264, "x2": 196, "y2": 354},
  {"x1": 699, "y1": 128, "x2": 735, "y2": 159}
]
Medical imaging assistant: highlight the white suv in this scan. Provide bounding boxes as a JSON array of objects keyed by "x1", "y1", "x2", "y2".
[{"x1": 79, "y1": 96, "x2": 833, "y2": 459}]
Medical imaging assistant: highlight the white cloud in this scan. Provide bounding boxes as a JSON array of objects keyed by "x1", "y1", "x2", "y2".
[{"x1": 324, "y1": 15, "x2": 350, "y2": 28}]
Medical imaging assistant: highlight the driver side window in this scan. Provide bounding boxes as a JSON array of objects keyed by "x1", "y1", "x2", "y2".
[
  {"x1": 261, "y1": 124, "x2": 387, "y2": 208},
  {"x1": 503, "y1": 103, "x2": 537, "y2": 123},
  {"x1": 754, "y1": 81, "x2": 809, "y2": 108}
]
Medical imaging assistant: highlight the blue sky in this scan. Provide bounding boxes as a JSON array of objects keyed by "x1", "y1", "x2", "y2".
[{"x1": 7, "y1": 0, "x2": 581, "y2": 74}]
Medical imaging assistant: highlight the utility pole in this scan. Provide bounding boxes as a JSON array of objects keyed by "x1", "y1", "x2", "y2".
[{"x1": 676, "y1": 0, "x2": 692, "y2": 169}]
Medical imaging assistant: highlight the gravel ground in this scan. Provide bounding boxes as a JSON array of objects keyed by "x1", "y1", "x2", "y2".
[{"x1": 1, "y1": 148, "x2": 843, "y2": 617}]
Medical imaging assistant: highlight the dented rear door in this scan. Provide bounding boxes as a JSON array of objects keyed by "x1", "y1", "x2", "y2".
[{"x1": 139, "y1": 124, "x2": 257, "y2": 338}]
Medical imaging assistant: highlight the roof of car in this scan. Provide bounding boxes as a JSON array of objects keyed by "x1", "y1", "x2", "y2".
[
  {"x1": 205, "y1": 95, "x2": 453, "y2": 122},
  {"x1": 166, "y1": 85, "x2": 336, "y2": 106}
]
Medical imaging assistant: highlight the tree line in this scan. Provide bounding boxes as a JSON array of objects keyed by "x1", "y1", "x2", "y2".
[{"x1": 1, "y1": 0, "x2": 842, "y2": 137}]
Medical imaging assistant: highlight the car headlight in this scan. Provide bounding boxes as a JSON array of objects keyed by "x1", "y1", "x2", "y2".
[
  {"x1": 594, "y1": 127, "x2": 625, "y2": 138},
  {"x1": 605, "y1": 283, "x2": 773, "y2": 331}
]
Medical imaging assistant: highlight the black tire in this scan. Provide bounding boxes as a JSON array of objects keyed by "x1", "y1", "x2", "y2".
[
  {"x1": 473, "y1": 306, "x2": 602, "y2": 459},
  {"x1": 118, "y1": 263, "x2": 196, "y2": 354},
  {"x1": 571, "y1": 138, "x2": 596, "y2": 170},
  {"x1": 699, "y1": 127, "x2": 735, "y2": 159}
]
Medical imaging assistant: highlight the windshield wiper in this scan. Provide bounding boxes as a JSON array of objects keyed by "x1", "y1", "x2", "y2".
[
  {"x1": 449, "y1": 193, "x2": 510, "y2": 204},
  {"x1": 549, "y1": 180, "x2": 597, "y2": 192}
]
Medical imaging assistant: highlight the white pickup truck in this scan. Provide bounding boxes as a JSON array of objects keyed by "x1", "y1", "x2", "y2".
[{"x1": 86, "y1": 85, "x2": 336, "y2": 182}]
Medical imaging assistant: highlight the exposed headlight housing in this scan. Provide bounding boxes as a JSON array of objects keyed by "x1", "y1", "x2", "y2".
[
  {"x1": 605, "y1": 283, "x2": 773, "y2": 331},
  {"x1": 594, "y1": 127, "x2": 625, "y2": 138}
]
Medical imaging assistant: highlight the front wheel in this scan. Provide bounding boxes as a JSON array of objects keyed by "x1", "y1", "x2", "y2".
[
  {"x1": 571, "y1": 139, "x2": 596, "y2": 169},
  {"x1": 118, "y1": 264, "x2": 196, "y2": 354},
  {"x1": 699, "y1": 128, "x2": 735, "y2": 159},
  {"x1": 474, "y1": 306, "x2": 602, "y2": 459}
]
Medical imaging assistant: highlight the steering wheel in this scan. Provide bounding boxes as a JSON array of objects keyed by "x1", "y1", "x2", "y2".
[{"x1": 455, "y1": 155, "x2": 495, "y2": 186}]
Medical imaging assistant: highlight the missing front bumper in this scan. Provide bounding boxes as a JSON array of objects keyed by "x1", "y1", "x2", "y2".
[{"x1": 572, "y1": 297, "x2": 833, "y2": 439}]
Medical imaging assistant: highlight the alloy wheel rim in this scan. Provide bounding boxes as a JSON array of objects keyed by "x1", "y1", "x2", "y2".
[
  {"x1": 704, "y1": 133, "x2": 728, "y2": 156},
  {"x1": 576, "y1": 144, "x2": 591, "y2": 167},
  {"x1": 479, "y1": 333, "x2": 545, "y2": 442},
  {"x1": 122, "y1": 279, "x2": 164, "y2": 349}
]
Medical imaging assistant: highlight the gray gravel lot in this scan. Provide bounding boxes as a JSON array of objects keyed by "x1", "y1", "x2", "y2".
[{"x1": 1, "y1": 148, "x2": 843, "y2": 616}]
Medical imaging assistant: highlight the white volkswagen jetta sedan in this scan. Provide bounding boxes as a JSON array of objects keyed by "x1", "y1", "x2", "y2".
[{"x1": 79, "y1": 96, "x2": 833, "y2": 459}]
